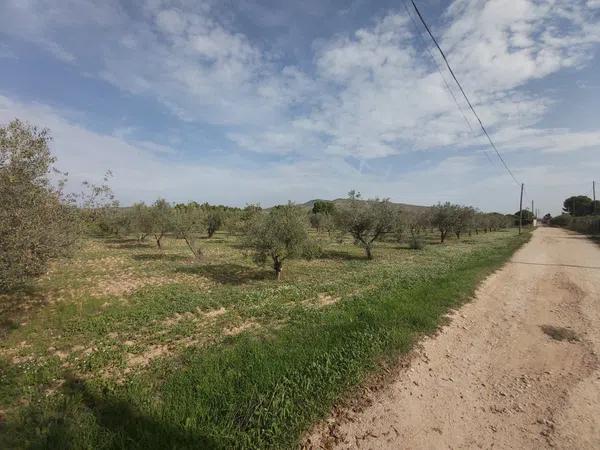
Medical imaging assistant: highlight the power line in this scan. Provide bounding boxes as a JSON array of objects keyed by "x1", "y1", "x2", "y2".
[
  {"x1": 401, "y1": 1, "x2": 496, "y2": 168},
  {"x1": 402, "y1": 1, "x2": 474, "y2": 133},
  {"x1": 410, "y1": 0, "x2": 522, "y2": 187}
]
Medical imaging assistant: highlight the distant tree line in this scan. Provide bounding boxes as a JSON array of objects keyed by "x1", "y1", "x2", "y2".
[
  {"x1": 562, "y1": 195, "x2": 600, "y2": 217},
  {"x1": 548, "y1": 194, "x2": 600, "y2": 235}
]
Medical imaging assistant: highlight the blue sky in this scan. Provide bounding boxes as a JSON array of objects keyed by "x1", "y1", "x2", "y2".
[{"x1": 1, "y1": 0, "x2": 600, "y2": 215}]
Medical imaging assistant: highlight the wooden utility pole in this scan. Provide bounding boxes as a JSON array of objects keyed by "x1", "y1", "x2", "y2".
[
  {"x1": 594, "y1": 181, "x2": 596, "y2": 214},
  {"x1": 519, "y1": 183, "x2": 524, "y2": 234}
]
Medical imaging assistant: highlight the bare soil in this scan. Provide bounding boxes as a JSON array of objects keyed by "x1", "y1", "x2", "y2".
[{"x1": 308, "y1": 227, "x2": 600, "y2": 449}]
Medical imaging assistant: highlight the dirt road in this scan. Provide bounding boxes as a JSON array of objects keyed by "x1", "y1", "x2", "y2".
[{"x1": 309, "y1": 227, "x2": 600, "y2": 449}]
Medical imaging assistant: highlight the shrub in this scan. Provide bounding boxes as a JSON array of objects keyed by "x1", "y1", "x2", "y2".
[
  {"x1": 553, "y1": 215, "x2": 600, "y2": 234},
  {"x1": 408, "y1": 235, "x2": 425, "y2": 250},
  {"x1": 514, "y1": 209, "x2": 534, "y2": 226},
  {"x1": 549, "y1": 214, "x2": 572, "y2": 228},
  {"x1": 572, "y1": 216, "x2": 600, "y2": 234}
]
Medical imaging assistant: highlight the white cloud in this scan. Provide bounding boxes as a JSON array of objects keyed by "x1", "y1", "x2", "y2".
[
  {"x1": 155, "y1": 9, "x2": 187, "y2": 35},
  {"x1": 0, "y1": 94, "x2": 353, "y2": 205},
  {"x1": 442, "y1": 0, "x2": 600, "y2": 93},
  {"x1": 0, "y1": 44, "x2": 17, "y2": 60},
  {"x1": 1, "y1": 0, "x2": 600, "y2": 215},
  {"x1": 2, "y1": 0, "x2": 599, "y2": 161},
  {"x1": 493, "y1": 127, "x2": 600, "y2": 154},
  {"x1": 2, "y1": 94, "x2": 597, "y2": 215},
  {"x1": 294, "y1": 1, "x2": 599, "y2": 159},
  {"x1": 43, "y1": 41, "x2": 76, "y2": 63}
]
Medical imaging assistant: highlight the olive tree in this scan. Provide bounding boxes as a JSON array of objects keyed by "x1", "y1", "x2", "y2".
[
  {"x1": 453, "y1": 206, "x2": 476, "y2": 239},
  {"x1": 78, "y1": 171, "x2": 119, "y2": 235},
  {"x1": 514, "y1": 209, "x2": 534, "y2": 226},
  {"x1": 222, "y1": 204, "x2": 261, "y2": 236},
  {"x1": 321, "y1": 213, "x2": 337, "y2": 237},
  {"x1": 172, "y1": 203, "x2": 205, "y2": 258},
  {"x1": 150, "y1": 198, "x2": 172, "y2": 248},
  {"x1": 130, "y1": 202, "x2": 153, "y2": 241},
  {"x1": 334, "y1": 191, "x2": 397, "y2": 259},
  {"x1": 243, "y1": 203, "x2": 313, "y2": 280},
  {"x1": 0, "y1": 119, "x2": 79, "y2": 290},
  {"x1": 205, "y1": 209, "x2": 223, "y2": 238},
  {"x1": 431, "y1": 202, "x2": 460, "y2": 243},
  {"x1": 309, "y1": 201, "x2": 336, "y2": 235},
  {"x1": 309, "y1": 212, "x2": 322, "y2": 231},
  {"x1": 489, "y1": 213, "x2": 512, "y2": 231},
  {"x1": 309, "y1": 212, "x2": 335, "y2": 234},
  {"x1": 402, "y1": 210, "x2": 431, "y2": 238},
  {"x1": 472, "y1": 212, "x2": 487, "y2": 234},
  {"x1": 312, "y1": 200, "x2": 335, "y2": 215},
  {"x1": 399, "y1": 209, "x2": 431, "y2": 249},
  {"x1": 97, "y1": 207, "x2": 131, "y2": 237}
]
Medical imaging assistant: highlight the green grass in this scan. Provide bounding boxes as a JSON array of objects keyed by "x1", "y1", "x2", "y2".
[{"x1": 0, "y1": 229, "x2": 530, "y2": 449}]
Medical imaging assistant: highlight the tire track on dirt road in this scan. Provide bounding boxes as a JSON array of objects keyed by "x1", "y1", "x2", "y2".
[{"x1": 307, "y1": 227, "x2": 600, "y2": 449}]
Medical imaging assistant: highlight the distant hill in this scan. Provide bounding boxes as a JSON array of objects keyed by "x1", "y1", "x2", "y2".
[{"x1": 297, "y1": 198, "x2": 429, "y2": 213}]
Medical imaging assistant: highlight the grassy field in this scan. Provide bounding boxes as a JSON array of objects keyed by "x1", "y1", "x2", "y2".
[{"x1": 0, "y1": 229, "x2": 530, "y2": 449}]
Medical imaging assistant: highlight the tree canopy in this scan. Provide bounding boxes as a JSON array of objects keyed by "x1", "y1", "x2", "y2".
[
  {"x1": 0, "y1": 119, "x2": 78, "y2": 290},
  {"x1": 334, "y1": 191, "x2": 397, "y2": 259},
  {"x1": 243, "y1": 203, "x2": 314, "y2": 279},
  {"x1": 312, "y1": 200, "x2": 335, "y2": 215},
  {"x1": 514, "y1": 209, "x2": 535, "y2": 226},
  {"x1": 562, "y1": 195, "x2": 599, "y2": 216}
]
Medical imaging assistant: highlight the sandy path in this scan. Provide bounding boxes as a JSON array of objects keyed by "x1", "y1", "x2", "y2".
[{"x1": 308, "y1": 227, "x2": 600, "y2": 449}]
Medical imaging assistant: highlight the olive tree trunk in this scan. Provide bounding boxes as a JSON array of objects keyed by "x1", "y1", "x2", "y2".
[
  {"x1": 440, "y1": 230, "x2": 447, "y2": 243},
  {"x1": 273, "y1": 257, "x2": 283, "y2": 280}
]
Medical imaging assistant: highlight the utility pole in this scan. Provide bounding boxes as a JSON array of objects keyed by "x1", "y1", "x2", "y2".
[
  {"x1": 594, "y1": 181, "x2": 596, "y2": 214},
  {"x1": 519, "y1": 183, "x2": 524, "y2": 234},
  {"x1": 532, "y1": 200, "x2": 535, "y2": 227}
]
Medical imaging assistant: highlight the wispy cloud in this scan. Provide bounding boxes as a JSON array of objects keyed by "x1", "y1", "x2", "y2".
[
  {"x1": 0, "y1": 0, "x2": 599, "y2": 214},
  {"x1": 1, "y1": 0, "x2": 599, "y2": 157},
  {"x1": 0, "y1": 43, "x2": 17, "y2": 59}
]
